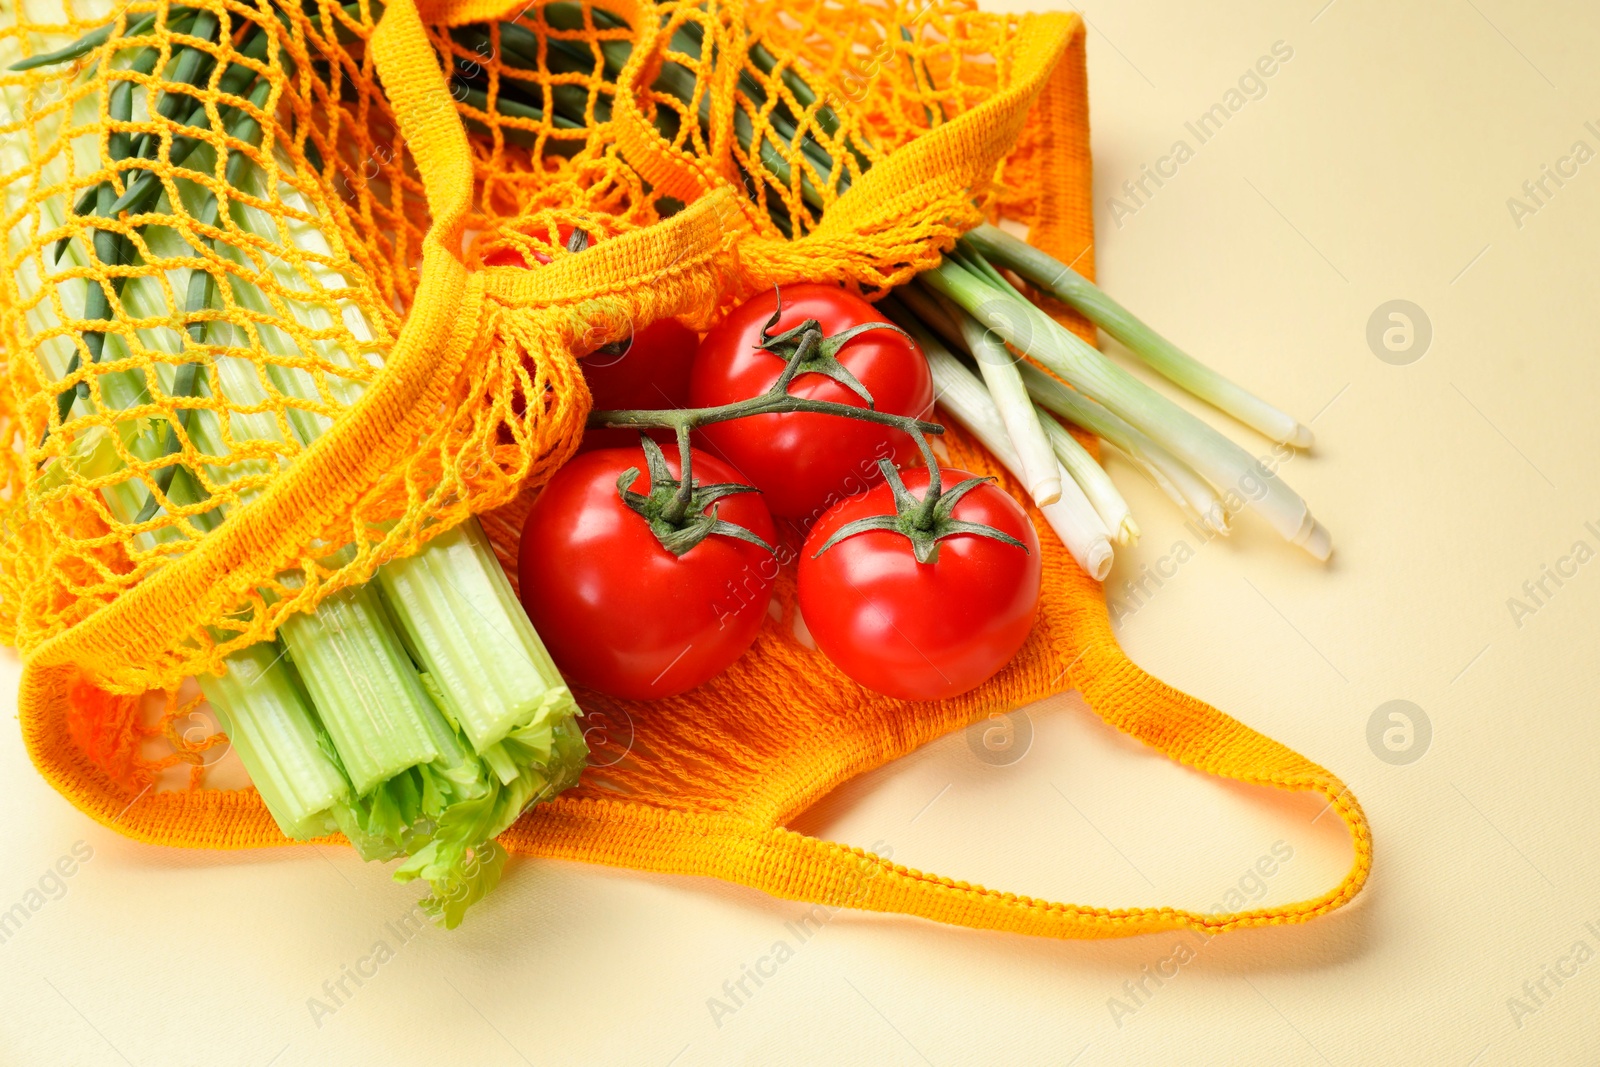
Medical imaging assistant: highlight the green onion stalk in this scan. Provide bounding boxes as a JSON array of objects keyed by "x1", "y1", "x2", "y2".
[
  {"x1": 920, "y1": 253, "x2": 1329, "y2": 559},
  {"x1": 888, "y1": 286, "x2": 1137, "y2": 545},
  {"x1": 881, "y1": 295, "x2": 1113, "y2": 579},
  {"x1": 900, "y1": 281, "x2": 1226, "y2": 533},
  {"x1": 962, "y1": 224, "x2": 1315, "y2": 450},
  {"x1": 4, "y1": 1, "x2": 583, "y2": 926},
  {"x1": 439, "y1": 4, "x2": 1329, "y2": 562}
]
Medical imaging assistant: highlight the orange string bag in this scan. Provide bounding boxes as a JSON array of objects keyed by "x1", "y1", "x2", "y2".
[{"x1": 0, "y1": 0, "x2": 1371, "y2": 938}]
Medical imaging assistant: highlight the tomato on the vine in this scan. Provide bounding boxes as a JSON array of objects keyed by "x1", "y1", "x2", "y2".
[
  {"x1": 479, "y1": 223, "x2": 697, "y2": 447},
  {"x1": 579, "y1": 318, "x2": 699, "y2": 451},
  {"x1": 689, "y1": 284, "x2": 934, "y2": 528},
  {"x1": 798, "y1": 467, "x2": 1041, "y2": 702},
  {"x1": 519, "y1": 443, "x2": 777, "y2": 701}
]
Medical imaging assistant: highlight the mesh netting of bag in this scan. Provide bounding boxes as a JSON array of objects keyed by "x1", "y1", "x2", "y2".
[{"x1": 2, "y1": 0, "x2": 1080, "y2": 764}]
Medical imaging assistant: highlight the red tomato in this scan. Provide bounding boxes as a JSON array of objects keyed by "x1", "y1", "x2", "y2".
[
  {"x1": 798, "y1": 468, "x2": 1041, "y2": 701},
  {"x1": 482, "y1": 245, "x2": 541, "y2": 267},
  {"x1": 688, "y1": 284, "x2": 934, "y2": 528},
  {"x1": 519, "y1": 445, "x2": 777, "y2": 700},
  {"x1": 579, "y1": 317, "x2": 699, "y2": 451},
  {"x1": 479, "y1": 223, "x2": 697, "y2": 448}
]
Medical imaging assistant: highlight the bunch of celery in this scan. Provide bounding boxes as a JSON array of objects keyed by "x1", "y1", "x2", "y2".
[
  {"x1": 441, "y1": 3, "x2": 1331, "y2": 573},
  {"x1": 4, "y1": 0, "x2": 583, "y2": 926}
]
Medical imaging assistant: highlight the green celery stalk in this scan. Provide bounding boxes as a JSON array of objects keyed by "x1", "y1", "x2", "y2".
[
  {"x1": 274, "y1": 585, "x2": 444, "y2": 796},
  {"x1": 377, "y1": 519, "x2": 575, "y2": 753},
  {"x1": 201, "y1": 643, "x2": 349, "y2": 839}
]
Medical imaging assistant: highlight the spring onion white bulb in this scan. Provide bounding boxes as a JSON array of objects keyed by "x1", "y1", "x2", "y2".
[
  {"x1": 1031, "y1": 412, "x2": 1137, "y2": 546},
  {"x1": 1017, "y1": 362, "x2": 1229, "y2": 536},
  {"x1": 899, "y1": 282, "x2": 1178, "y2": 543},
  {"x1": 894, "y1": 282, "x2": 1135, "y2": 544}
]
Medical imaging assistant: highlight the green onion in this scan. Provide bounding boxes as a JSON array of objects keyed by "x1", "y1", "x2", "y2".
[
  {"x1": 543, "y1": 9, "x2": 1322, "y2": 556},
  {"x1": 1032, "y1": 412, "x2": 1137, "y2": 547},
  {"x1": 892, "y1": 285, "x2": 1137, "y2": 546},
  {"x1": 921, "y1": 259, "x2": 1329, "y2": 559},
  {"x1": 963, "y1": 224, "x2": 1315, "y2": 450},
  {"x1": 1018, "y1": 361, "x2": 1228, "y2": 535}
]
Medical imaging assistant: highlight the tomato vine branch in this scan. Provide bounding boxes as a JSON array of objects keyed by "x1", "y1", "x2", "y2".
[{"x1": 588, "y1": 294, "x2": 1026, "y2": 563}]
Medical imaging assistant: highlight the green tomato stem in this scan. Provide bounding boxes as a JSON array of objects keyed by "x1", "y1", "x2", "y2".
[
  {"x1": 589, "y1": 305, "x2": 946, "y2": 553},
  {"x1": 660, "y1": 423, "x2": 696, "y2": 526}
]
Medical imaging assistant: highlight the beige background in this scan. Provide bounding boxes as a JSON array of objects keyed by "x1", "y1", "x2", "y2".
[{"x1": 5, "y1": 0, "x2": 1600, "y2": 1062}]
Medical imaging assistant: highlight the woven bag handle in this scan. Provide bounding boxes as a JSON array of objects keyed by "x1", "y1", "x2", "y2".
[
  {"x1": 500, "y1": 689, "x2": 1371, "y2": 941},
  {"x1": 754, "y1": 634, "x2": 1373, "y2": 939},
  {"x1": 499, "y1": 592, "x2": 1372, "y2": 940}
]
